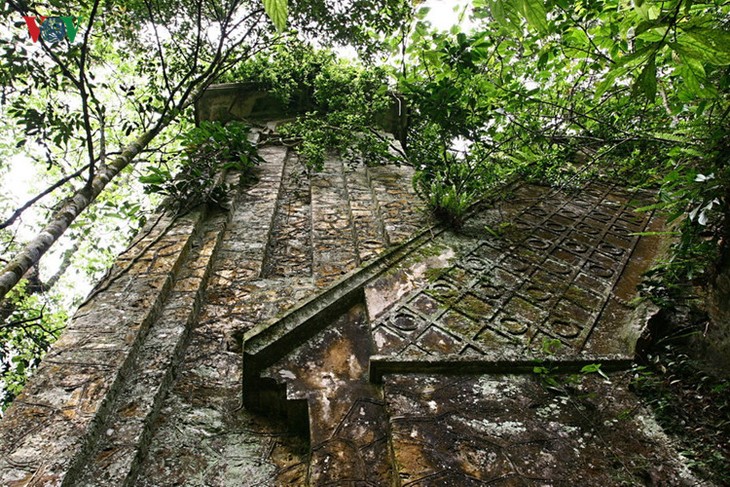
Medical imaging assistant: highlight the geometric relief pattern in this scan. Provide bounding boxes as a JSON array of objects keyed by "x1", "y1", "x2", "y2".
[{"x1": 372, "y1": 181, "x2": 654, "y2": 358}]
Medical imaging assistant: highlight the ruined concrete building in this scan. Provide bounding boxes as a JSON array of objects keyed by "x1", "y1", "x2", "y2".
[{"x1": 0, "y1": 85, "x2": 701, "y2": 486}]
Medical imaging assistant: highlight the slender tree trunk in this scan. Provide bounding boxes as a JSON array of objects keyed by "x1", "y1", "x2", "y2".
[
  {"x1": 0, "y1": 242, "x2": 76, "y2": 325},
  {"x1": 0, "y1": 129, "x2": 159, "y2": 302}
]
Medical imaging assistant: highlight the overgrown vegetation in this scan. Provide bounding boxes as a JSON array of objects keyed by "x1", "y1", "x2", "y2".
[
  {"x1": 226, "y1": 43, "x2": 399, "y2": 171},
  {"x1": 140, "y1": 121, "x2": 261, "y2": 214},
  {"x1": 0, "y1": 281, "x2": 67, "y2": 408},
  {"x1": 632, "y1": 325, "x2": 730, "y2": 484},
  {"x1": 223, "y1": 7, "x2": 730, "y2": 480},
  {"x1": 1, "y1": 7, "x2": 729, "y2": 472},
  {"x1": 396, "y1": 0, "x2": 730, "y2": 285},
  {"x1": 234, "y1": 1, "x2": 730, "y2": 256}
]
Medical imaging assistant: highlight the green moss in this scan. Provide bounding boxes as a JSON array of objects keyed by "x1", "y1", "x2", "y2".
[
  {"x1": 417, "y1": 242, "x2": 448, "y2": 258},
  {"x1": 425, "y1": 267, "x2": 446, "y2": 282},
  {"x1": 454, "y1": 293, "x2": 494, "y2": 319}
]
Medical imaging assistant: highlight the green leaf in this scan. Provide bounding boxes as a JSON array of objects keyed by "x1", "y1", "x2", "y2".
[
  {"x1": 636, "y1": 27, "x2": 667, "y2": 42},
  {"x1": 675, "y1": 53, "x2": 717, "y2": 98},
  {"x1": 581, "y1": 363, "x2": 609, "y2": 379},
  {"x1": 615, "y1": 45, "x2": 654, "y2": 67},
  {"x1": 633, "y1": 0, "x2": 658, "y2": 21},
  {"x1": 677, "y1": 29, "x2": 730, "y2": 65},
  {"x1": 595, "y1": 65, "x2": 626, "y2": 100},
  {"x1": 139, "y1": 174, "x2": 166, "y2": 185},
  {"x1": 519, "y1": 0, "x2": 548, "y2": 34},
  {"x1": 488, "y1": 0, "x2": 507, "y2": 25},
  {"x1": 263, "y1": 0, "x2": 288, "y2": 32},
  {"x1": 633, "y1": 53, "x2": 656, "y2": 101},
  {"x1": 635, "y1": 19, "x2": 665, "y2": 37},
  {"x1": 580, "y1": 363, "x2": 601, "y2": 374},
  {"x1": 651, "y1": 132, "x2": 689, "y2": 143}
]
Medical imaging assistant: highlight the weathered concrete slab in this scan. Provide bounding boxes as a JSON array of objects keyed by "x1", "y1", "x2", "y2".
[
  {"x1": 134, "y1": 142, "x2": 426, "y2": 485},
  {"x1": 370, "y1": 181, "x2": 663, "y2": 368},
  {"x1": 76, "y1": 200, "x2": 230, "y2": 487},
  {"x1": 2, "y1": 115, "x2": 690, "y2": 486},
  {"x1": 194, "y1": 83, "x2": 294, "y2": 124},
  {"x1": 0, "y1": 208, "x2": 205, "y2": 486},
  {"x1": 135, "y1": 146, "x2": 302, "y2": 486},
  {"x1": 239, "y1": 178, "x2": 688, "y2": 485},
  {"x1": 385, "y1": 372, "x2": 697, "y2": 486},
  {"x1": 245, "y1": 179, "x2": 664, "y2": 383}
]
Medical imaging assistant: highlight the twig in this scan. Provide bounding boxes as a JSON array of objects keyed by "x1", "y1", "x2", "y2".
[
  {"x1": 0, "y1": 163, "x2": 91, "y2": 230},
  {"x1": 0, "y1": 304, "x2": 45, "y2": 330}
]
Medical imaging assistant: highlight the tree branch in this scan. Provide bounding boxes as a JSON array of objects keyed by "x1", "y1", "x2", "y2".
[
  {"x1": 43, "y1": 241, "x2": 79, "y2": 291},
  {"x1": 0, "y1": 163, "x2": 91, "y2": 230},
  {"x1": 0, "y1": 129, "x2": 159, "y2": 302},
  {"x1": 78, "y1": 0, "x2": 102, "y2": 187}
]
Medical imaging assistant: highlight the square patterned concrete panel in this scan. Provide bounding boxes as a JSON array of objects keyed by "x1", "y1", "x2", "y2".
[{"x1": 369, "y1": 181, "x2": 663, "y2": 370}]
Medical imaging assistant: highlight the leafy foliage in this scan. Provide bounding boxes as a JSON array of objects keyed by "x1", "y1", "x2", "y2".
[
  {"x1": 409, "y1": 124, "x2": 503, "y2": 228},
  {"x1": 140, "y1": 121, "x2": 260, "y2": 214},
  {"x1": 0, "y1": 281, "x2": 67, "y2": 413},
  {"x1": 383, "y1": 0, "x2": 730, "y2": 298},
  {"x1": 632, "y1": 334, "x2": 730, "y2": 483},
  {"x1": 393, "y1": 21, "x2": 533, "y2": 224},
  {"x1": 229, "y1": 43, "x2": 398, "y2": 171},
  {"x1": 276, "y1": 61, "x2": 396, "y2": 170},
  {"x1": 287, "y1": 0, "x2": 413, "y2": 58}
]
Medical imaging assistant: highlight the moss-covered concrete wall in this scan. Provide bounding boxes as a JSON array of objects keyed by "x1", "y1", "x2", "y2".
[
  {"x1": 0, "y1": 84, "x2": 700, "y2": 487},
  {"x1": 0, "y1": 83, "x2": 424, "y2": 485}
]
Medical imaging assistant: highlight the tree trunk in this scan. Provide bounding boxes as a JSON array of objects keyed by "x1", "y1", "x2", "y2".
[{"x1": 0, "y1": 129, "x2": 159, "y2": 302}]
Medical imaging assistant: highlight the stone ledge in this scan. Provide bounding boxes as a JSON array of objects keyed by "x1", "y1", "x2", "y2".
[
  {"x1": 368, "y1": 354, "x2": 634, "y2": 384},
  {"x1": 75, "y1": 208, "x2": 231, "y2": 487},
  {"x1": 194, "y1": 82, "x2": 408, "y2": 144},
  {"x1": 242, "y1": 227, "x2": 438, "y2": 379}
]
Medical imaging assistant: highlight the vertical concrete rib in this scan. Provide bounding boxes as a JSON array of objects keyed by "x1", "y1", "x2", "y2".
[
  {"x1": 366, "y1": 161, "x2": 423, "y2": 246},
  {"x1": 310, "y1": 154, "x2": 359, "y2": 287},
  {"x1": 133, "y1": 145, "x2": 294, "y2": 487},
  {"x1": 344, "y1": 162, "x2": 388, "y2": 264},
  {"x1": 0, "y1": 208, "x2": 206, "y2": 487},
  {"x1": 261, "y1": 151, "x2": 313, "y2": 278},
  {"x1": 76, "y1": 206, "x2": 230, "y2": 487}
]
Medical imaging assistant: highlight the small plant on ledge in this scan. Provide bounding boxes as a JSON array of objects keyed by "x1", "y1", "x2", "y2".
[{"x1": 139, "y1": 121, "x2": 261, "y2": 215}]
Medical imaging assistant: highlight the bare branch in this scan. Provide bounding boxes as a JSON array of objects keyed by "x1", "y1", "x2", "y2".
[
  {"x1": 43, "y1": 241, "x2": 79, "y2": 291},
  {"x1": 0, "y1": 312, "x2": 42, "y2": 330},
  {"x1": 78, "y1": 0, "x2": 102, "y2": 187},
  {"x1": 0, "y1": 163, "x2": 91, "y2": 230},
  {"x1": 144, "y1": 0, "x2": 173, "y2": 97}
]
